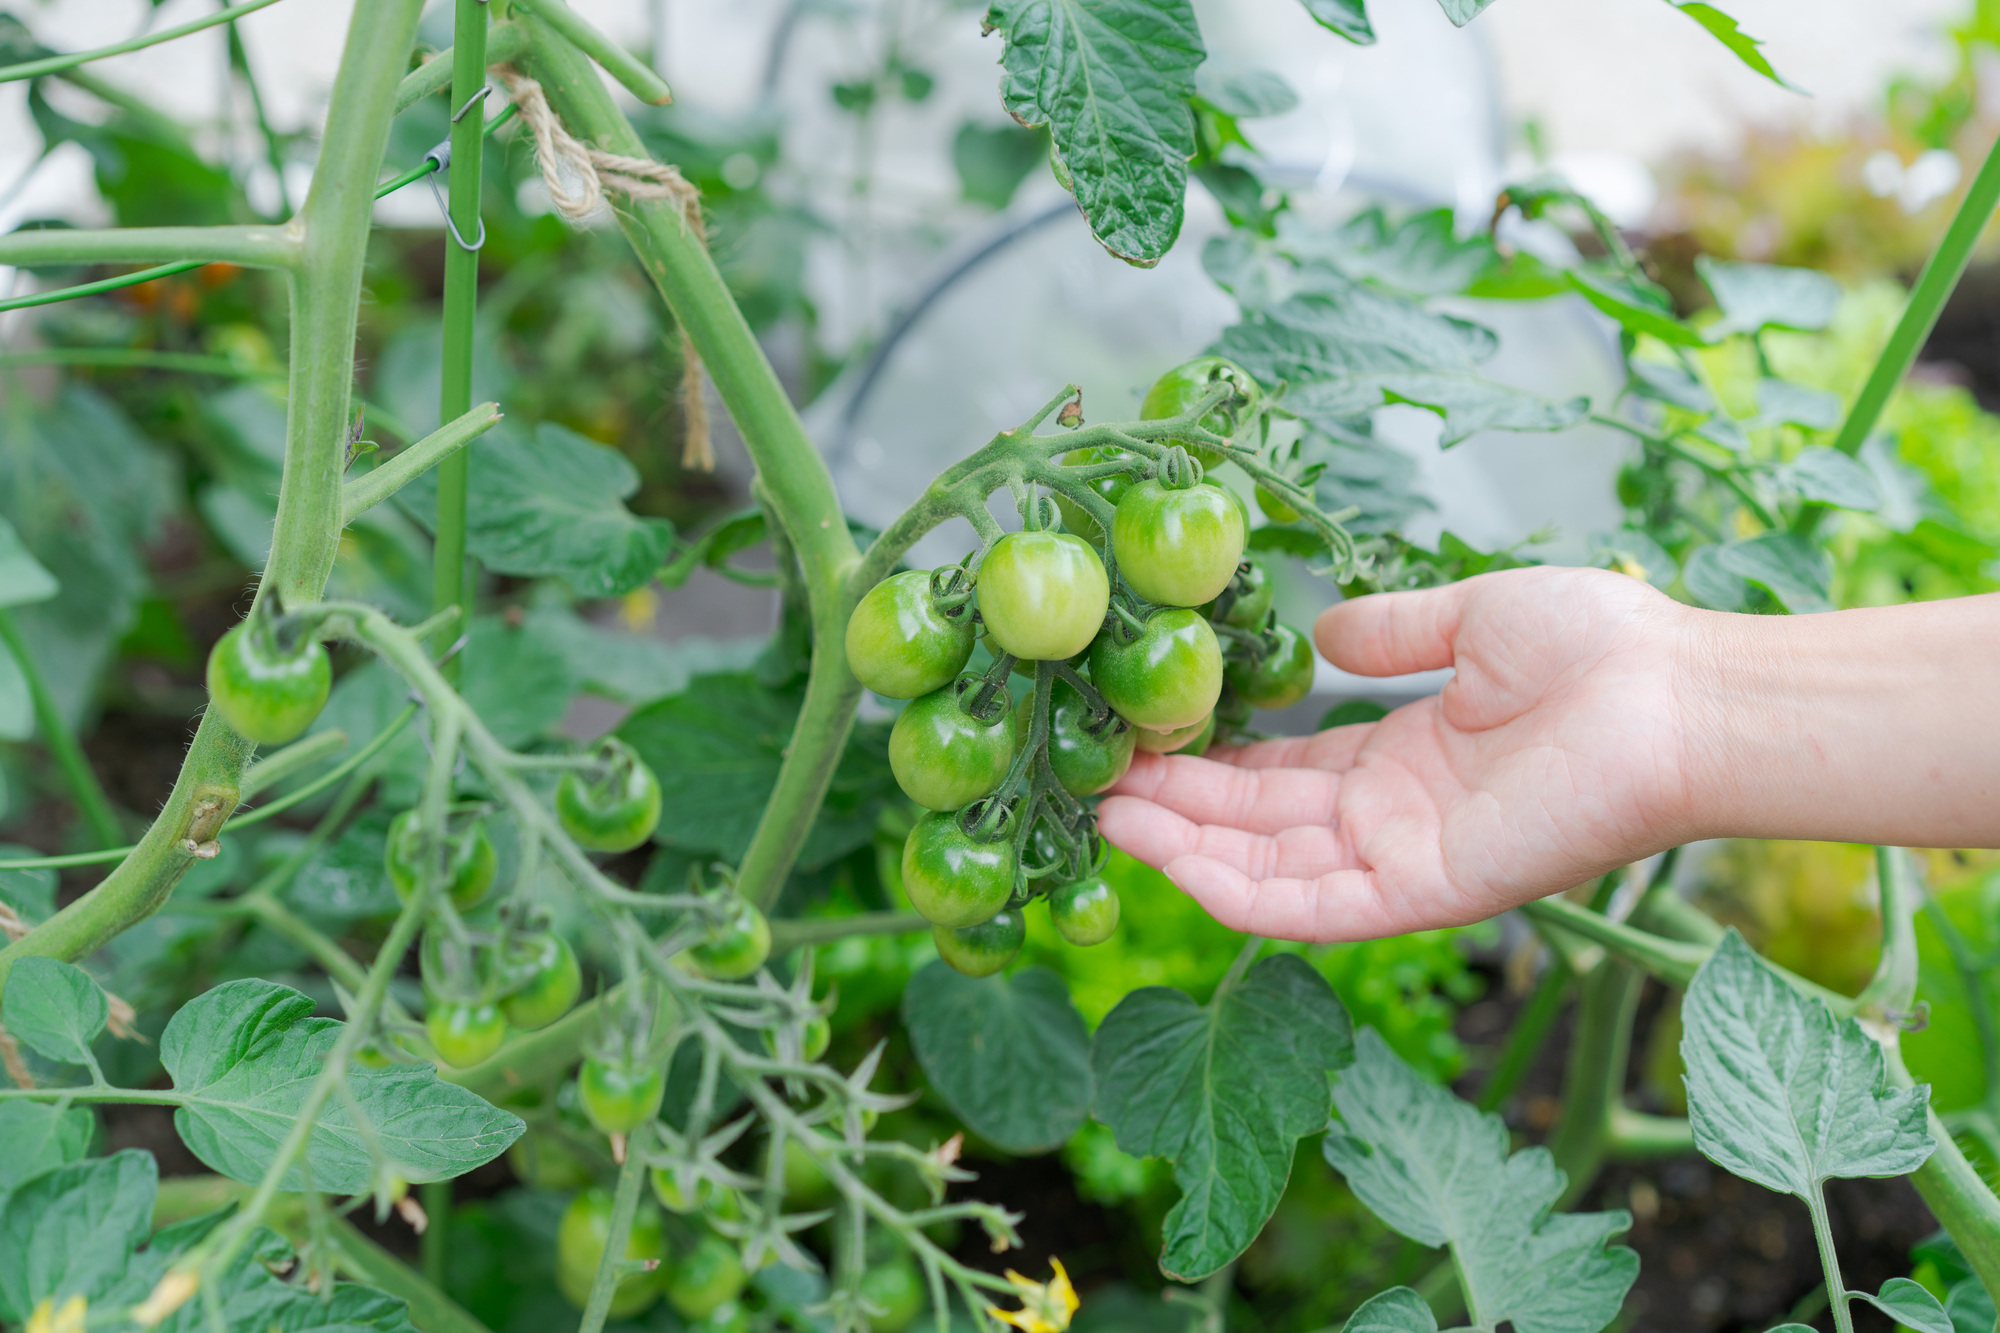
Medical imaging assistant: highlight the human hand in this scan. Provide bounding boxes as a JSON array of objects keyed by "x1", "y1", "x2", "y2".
[{"x1": 1098, "y1": 567, "x2": 1703, "y2": 942}]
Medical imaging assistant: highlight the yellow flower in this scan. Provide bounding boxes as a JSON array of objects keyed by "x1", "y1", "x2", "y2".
[
  {"x1": 26, "y1": 1295, "x2": 86, "y2": 1333},
  {"x1": 1611, "y1": 554, "x2": 1649, "y2": 581},
  {"x1": 132, "y1": 1269, "x2": 199, "y2": 1326},
  {"x1": 986, "y1": 1258, "x2": 1079, "y2": 1333}
]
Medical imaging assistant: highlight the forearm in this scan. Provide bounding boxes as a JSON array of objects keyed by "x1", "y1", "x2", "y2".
[{"x1": 1679, "y1": 594, "x2": 2000, "y2": 849}]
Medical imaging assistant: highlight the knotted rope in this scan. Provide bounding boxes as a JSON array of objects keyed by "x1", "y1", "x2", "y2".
[{"x1": 497, "y1": 68, "x2": 715, "y2": 472}]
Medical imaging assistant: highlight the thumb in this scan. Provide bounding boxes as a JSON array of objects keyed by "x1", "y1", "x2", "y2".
[{"x1": 1315, "y1": 583, "x2": 1469, "y2": 677}]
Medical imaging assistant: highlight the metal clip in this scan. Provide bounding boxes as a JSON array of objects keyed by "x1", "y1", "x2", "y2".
[{"x1": 420, "y1": 86, "x2": 493, "y2": 254}]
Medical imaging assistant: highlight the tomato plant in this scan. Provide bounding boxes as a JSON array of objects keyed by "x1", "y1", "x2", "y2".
[{"x1": 0, "y1": 2, "x2": 1995, "y2": 1333}]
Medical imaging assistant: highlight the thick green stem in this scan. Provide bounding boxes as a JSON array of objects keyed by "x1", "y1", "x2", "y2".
[
  {"x1": 422, "y1": 1179, "x2": 452, "y2": 1289},
  {"x1": 769, "y1": 911, "x2": 927, "y2": 952},
  {"x1": 510, "y1": 0, "x2": 673, "y2": 104},
  {"x1": 1607, "y1": 1107, "x2": 1694, "y2": 1159},
  {"x1": 431, "y1": 0, "x2": 489, "y2": 654},
  {"x1": 396, "y1": 21, "x2": 530, "y2": 113},
  {"x1": 344, "y1": 402, "x2": 502, "y2": 526},
  {"x1": 1475, "y1": 958, "x2": 1572, "y2": 1112},
  {"x1": 1829, "y1": 131, "x2": 2000, "y2": 459},
  {"x1": 523, "y1": 26, "x2": 863, "y2": 910},
  {"x1": 0, "y1": 606, "x2": 119, "y2": 848},
  {"x1": 0, "y1": 226, "x2": 296, "y2": 270},
  {"x1": 579, "y1": 1120, "x2": 655, "y2": 1333},
  {"x1": 1549, "y1": 958, "x2": 1645, "y2": 1207},
  {"x1": 1804, "y1": 1188, "x2": 1856, "y2": 1333},
  {"x1": 262, "y1": 0, "x2": 425, "y2": 609},
  {"x1": 1854, "y1": 847, "x2": 1920, "y2": 1018}
]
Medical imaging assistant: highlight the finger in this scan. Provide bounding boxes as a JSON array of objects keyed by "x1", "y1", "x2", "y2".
[
  {"x1": 1096, "y1": 794, "x2": 1350, "y2": 878},
  {"x1": 1206, "y1": 723, "x2": 1377, "y2": 773},
  {"x1": 1107, "y1": 752, "x2": 1342, "y2": 835},
  {"x1": 1161, "y1": 856, "x2": 1423, "y2": 943},
  {"x1": 1316, "y1": 583, "x2": 1469, "y2": 677}
]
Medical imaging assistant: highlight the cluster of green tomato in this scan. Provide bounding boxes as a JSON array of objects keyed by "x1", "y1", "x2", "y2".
[{"x1": 843, "y1": 359, "x2": 1318, "y2": 979}]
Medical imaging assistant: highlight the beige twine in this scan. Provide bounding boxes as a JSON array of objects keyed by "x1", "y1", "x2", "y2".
[{"x1": 497, "y1": 68, "x2": 716, "y2": 472}]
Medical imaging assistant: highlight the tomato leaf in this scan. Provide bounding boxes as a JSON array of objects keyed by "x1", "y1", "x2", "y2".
[
  {"x1": 1297, "y1": 0, "x2": 1374, "y2": 43},
  {"x1": 1682, "y1": 931, "x2": 1933, "y2": 1199},
  {"x1": 903, "y1": 962, "x2": 1093, "y2": 1154},
  {"x1": 1754, "y1": 379, "x2": 1843, "y2": 432},
  {"x1": 1434, "y1": 0, "x2": 1500, "y2": 24},
  {"x1": 1338, "y1": 1287, "x2": 1436, "y2": 1331},
  {"x1": 0, "y1": 1104, "x2": 93, "y2": 1197},
  {"x1": 1854, "y1": 1277, "x2": 1953, "y2": 1333},
  {"x1": 1091, "y1": 953, "x2": 1353, "y2": 1280},
  {"x1": 982, "y1": 0, "x2": 1206, "y2": 266},
  {"x1": 1322, "y1": 1028, "x2": 1638, "y2": 1333},
  {"x1": 1567, "y1": 268, "x2": 1703, "y2": 346},
  {"x1": 0, "y1": 1150, "x2": 156, "y2": 1323},
  {"x1": 1, "y1": 957, "x2": 108, "y2": 1067},
  {"x1": 1711, "y1": 533, "x2": 1834, "y2": 614},
  {"x1": 399, "y1": 422, "x2": 674, "y2": 598},
  {"x1": 1670, "y1": 3, "x2": 1799, "y2": 91},
  {"x1": 161, "y1": 979, "x2": 524, "y2": 1192},
  {"x1": 0, "y1": 519, "x2": 56, "y2": 608},
  {"x1": 1697, "y1": 256, "x2": 1839, "y2": 337},
  {"x1": 1780, "y1": 446, "x2": 1882, "y2": 512}
]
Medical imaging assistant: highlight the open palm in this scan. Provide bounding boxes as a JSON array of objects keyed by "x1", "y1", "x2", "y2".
[{"x1": 1098, "y1": 567, "x2": 1702, "y2": 942}]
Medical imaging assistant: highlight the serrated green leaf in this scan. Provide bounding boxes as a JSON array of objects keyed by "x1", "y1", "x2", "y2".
[
  {"x1": 1340, "y1": 1287, "x2": 1436, "y2": 1332},
  {"x1": 0, "y1": 1149, "x2": 155, "y2": 1322},
  {"x1": 0, "y1": 519, "x2": 56, "y2": 608},
  {"x1": 1627, "y1": 360, "x2": 1715, "y2": 412},
  {"x1": 1435, "y1": 0, "x2": 1500, "y2": 23},
  {"x1": 1697, "y1": 256, "x2": 1838, "y2": 336},
  {"x1": 458, "y1": 613, "x2": 579, "y2": 747},
  {"x1": 1671, "y1": 3, "x2": 1799, "y2": 91},
  {"x1": 1681, "y1": 932, "x2": 1934, "y2": 1198},
  {"x1": 1680, "y1": 544, "x2": 1751, "y2": 611},
  {"x1": 147, "y1": 1228, "x2": 422, "y2": 1333},
  {"x1": 1756, "y1": 378, "x2": 1843, "y2": 431},
  {"x1": 1216, "y1": 281, "x2": 1585, "y2": 446},
  {"x1": 0, "y1": 1103, "x2": 93, "y2": 1194},
  {"x1": 1, "y1": 957, "x2": 108, "y2": 1066},
  {"x1": 1712, "y1": 534, "x2": 1833, "y2": 614},
  {"x1": 1857, "y1": 1277, "x2": 1953, "y2": 1333},
  {"x1": 983, "y1": 0, "x2": 1205, "y2": 265},
  {"x1": 1285, "y1": 208, "x2": 1497, "y2": 298},
  {"x1": 161, "y1": 979, "x2": 524, "y2": 1192},
  {"x1": 528, "y1": 607, "x2": 762, "y2": 708},
  {"x1": 1568, "y1": 268, "x2": 1704, "y2": 346},
  {"x1": 1322, "y1": 1029, "x2": 1638, "y2": 1333},
  {"x1": 1196, "y1": 68, "x2": 1299, "y2": 118},
  {"x1": 1297, "y1": 0, "x2": 1374, "y2": 42},
  {"x1": 903, "y1": 963, "x2": 1092, "y2": 1153},
  {"x1": 1783, "y1": 446, "x2": 1882, "y2": 512},
  {"x1": 1092, "y1": 954, "x2": 1353, "y2": 1280},
  {"x1": 1946, "y1": 1279, "x2": 1997, "y2": 1333},
  {"x1": 618, "y1": 672, "x2": 897, "y2": 869},
  {"x1": 400, "y1": 422, "x2": 674, "y2": 597}
]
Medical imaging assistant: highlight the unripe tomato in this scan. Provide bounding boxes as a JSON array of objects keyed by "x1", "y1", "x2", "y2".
[
  {"x1": 509, "y1": 1130, "x2": 595, "y2": 1190},
  {"x1": 976, "y1": 531, "x2": 1109, "y2": 662},
  {"x1": 205, "y1": 618, "x2": 332, "y2": 744},
  {"x1": 860, "y1": 1259, "x2": 926, "y2": 1332},
  {"x1": 687, "y1": 1303, "x2": 751, "y2": 1333},
  {"x1": 666, "y1": 1233, "x2": 747, "y2": 1320},
  {"x1": 427, "y1": 1000, "x2": 506, "y2": 1068},
  {"x1": 501, "y1": 932, "x2": 582, "y2": 1031},
  {"x1": 557, "y1": 738, "x2": 663, "y2": 853},
  {"x1": 651, "y1": 1167, "x2": 718, "y2": 1214},
  {"x1": 556, "y1": 1188, "x2": 667, "y2": 1316},
  {"x1": 386, "y1": 810, "x2": 497, "y2": 911},
  {"x1": 889, "y1": 688, "x2": 1017, "y2": 810},
  {"x1": 846, "y1": 570, "x2": 976, "y2": 699},
  {"x1": 1113, "y1": 481, "x2": 1247, "y2": 608},
  {"x1": 1014, "y1": 678, "x2": 1133, "y2": 797},
  {"x1": 1218, "y1": 556, "x2": 1273, "y2": 629},
  {"x1": 764, "y1": 1015, "x2": 833, "y2": 1062},
  {"x1": 1049, "y1": 877, "x2": 1121, "y2": 946},
  {"x1": 1052, "y1": 447, "x2": 1138, "y2": 543},
  {"x1": 901, "y1": 810, "x2": 1017, "y2": 928},
  {"x1": 1140, "y1": 357, "x2": 1263, "y2": 468},
  {"x1": 934, "y1": 908, "x2": 1025, "y2": 977},
  {"x1": 1133, "y1": 713, "x2": 1211, "y2": 754},
  {"x1": 1089, "y1": 609, "x2": 1222, "y2": 731},
  {"x1": 689, "y1": 894, "x2": 771, "y2": 980},
  {"x1": 1227, "y1": 622, "x2": 1316, "y2": 711},
  {"x1": 578, "y1": 1056, "x2": 665, "y2": 1136},
  {"x1": 1255, "y1": 483, "x2": 1301, "y2": 522},
  {"x1": 772, "y1": 1137, "x2": 835, "y2": 1207}
]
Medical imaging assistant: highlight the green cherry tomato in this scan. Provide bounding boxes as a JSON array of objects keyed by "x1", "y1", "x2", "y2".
[
  {"x1": 205, "y1": 618, "x2": 332, "y2": 745},
  {"x1": 578, "y1": 1056, "x2": 666, "y2": 1136},
  {"x1": 1089, "y1": 609, "x2": 1223, "y2": 731},
  {"x1": 1219, "y1": 556, "x2": 1274, "y2": 630},
  {"x1": 764, "y1": 1015, "x2": 833, "y2": 1062},
  {"x1": 846, "y1": 569, "x2": 977, "y2": 699},
  {"x1": 556, "y1": 737, "x2": 663, "y2": 853},
  {"x1": 1133, "y1": 712, "x2": 1213, "y2": 754},
  {"x1": 860, "y1": 1259, "x2": 926, "y2": 1333},
  {"x1": 667, "y1": 1234, "x2": 747, "y2": 1320},
  {"x1": 688, "y1": 1303, "x2": 751, "y2": 1333},
  {"x1": 1140, "y1": 357, "x2": 1263, "y2": 468},
  {"x1": 1227, "y1": 622, "x2": 1316, "y2": 711},
  {"x1": 889, "y1": 687, "x2": 1017, "y2": 810},
  {"x1": 976, "y1": 531, "x2": 1110, "y2": 661},
  {"x1": 557, "y1": 1188, "x2": 667, "y2": 1316},
  {"x1": 1052, "y1": 447, "x2": 1138, "y2": 543},
  {"x1": 689, "y1": 894, "x2": 772, "y2": 979},
  {"x1": 427, "y1": 1000, "x2": 506, "y2": 1069},
  {"x1": 509, "y1": 1130, "x2": 595, "y2": 1191},
  {"x1": 386, "y1": 809, "x2": 498, "y2": 912},
  {"x1": 901, "y1": 809, "x2": 1017, "y2": 928},
  {"x1": 651, "y1": 1168, "x2": 718, "y2": 1214},
  {"x1": 1014, "y1": 678, "x2": 1134, "y2": 797},
  {"x1": 1113, "y1": 480, "x2": 1247, "y2": 609},
  {"x1": 1255, "y1": 483, "x2": 1301, "y2": 523},
  {"x1": 501, "y1": 932, "x2": 582, "y2": 1031},
  {"x1": 774, "y1": 1137, "x2": 835, "y2": 1207},
  {"x1": 934, "y1": 907, "x2": 1025, "y2": 977},
  {"x1": 1049, "y1": 877, "x2": 1121, "y2": 946}
]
